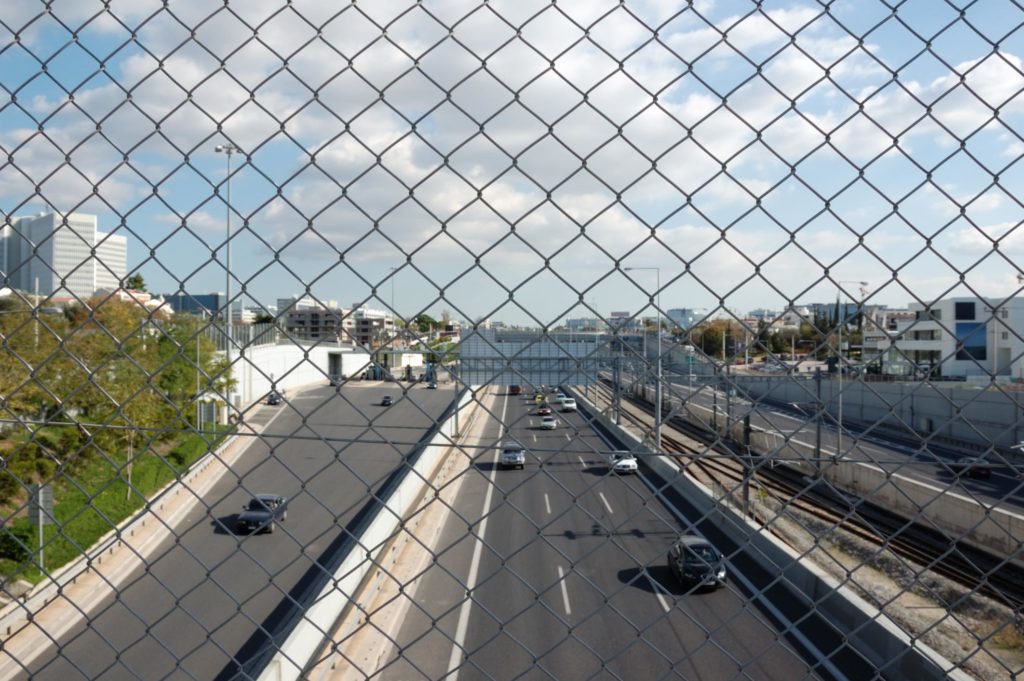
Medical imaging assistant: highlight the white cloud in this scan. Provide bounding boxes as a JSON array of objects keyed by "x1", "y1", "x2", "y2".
[{"x1": 4, "y1": 1, "x2": 1022, "y2": 319}]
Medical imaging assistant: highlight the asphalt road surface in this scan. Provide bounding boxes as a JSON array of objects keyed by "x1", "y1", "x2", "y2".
[
  {"x1": 26, "y1": 380, "x2": 456, "y2": 681},
  {"x1": 376, "y1": 390, "x2": 827, "y2": 681}
]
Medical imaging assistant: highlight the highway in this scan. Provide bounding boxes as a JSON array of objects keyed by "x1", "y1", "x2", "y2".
[
  {"x1": 24, "y1": 381, "x2": 456, "y2": 681},
  {"x1": 634, "y1": 372, "x2": 1024, "y2": 510},
  {"x1": 375, "y1": 390, "x2": 828, "y2": 681}
]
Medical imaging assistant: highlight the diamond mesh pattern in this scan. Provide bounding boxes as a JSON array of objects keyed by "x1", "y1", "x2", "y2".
[{"x1": 1, "y1": 1, "x2": 1023, "y2": 680}]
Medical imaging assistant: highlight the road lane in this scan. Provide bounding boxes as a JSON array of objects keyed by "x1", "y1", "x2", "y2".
[
  {"x1": 26, "y1": 381, "x2": 457, "y2": 681},
  {"x1": 380, "y1": 392, "x2": 825, "y2": 681}
]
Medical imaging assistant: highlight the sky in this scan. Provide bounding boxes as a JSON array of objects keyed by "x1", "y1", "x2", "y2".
[{"x1": 1, "y1": 0, "x2": 1023, "y2": 327}]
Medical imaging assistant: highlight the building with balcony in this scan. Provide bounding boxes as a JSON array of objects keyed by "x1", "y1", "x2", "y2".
[
  {"x1": 876, "y1": 297, "x2": 1024, "y2": 379},
  {"x1": 284, "y1": 304, "x2": 355, "y2": 343},
  {"x1": 346, "y1": 305, "x2": 397, "y2": 348}
]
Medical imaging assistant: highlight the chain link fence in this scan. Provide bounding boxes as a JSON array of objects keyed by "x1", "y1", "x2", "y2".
[{"x1": 1, "y1": 1, "x2": 1023, "y2": 679}]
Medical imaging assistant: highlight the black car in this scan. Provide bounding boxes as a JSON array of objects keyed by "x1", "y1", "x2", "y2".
[
  {"x1": 267, "y1": 391, "x2": 283, "y2": 406},
  {"x1": 380, "y1": 395, "x2": 394, "y2": 406},
  {"x1": 667, "y1": 535, "x2": 727, "y2": 590},
  {"x1": 235, "y1": 494, "x2": 287, "y2": 534},
  {"x1": 949, "y1": 457, "x2": 993, "y2": 480}
]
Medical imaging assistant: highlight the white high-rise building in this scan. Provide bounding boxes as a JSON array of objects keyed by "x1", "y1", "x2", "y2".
[{"x1": 2, "y1": 211, "x2": 127, "y2": 299}]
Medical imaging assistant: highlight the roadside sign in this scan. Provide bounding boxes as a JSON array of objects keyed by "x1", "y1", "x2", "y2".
[{"x1": 27, "y1": 484, "x2": 54, "y2": 526}]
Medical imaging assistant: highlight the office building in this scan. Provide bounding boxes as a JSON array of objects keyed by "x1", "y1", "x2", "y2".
[
  {"x1": 277, "y1": 295, "x2": 339, "y2": 317},
  {"x1": 666, "y1": 308, "x2": 709, "y2": 330},
  {"x1": 2, "y1": 211, "x2": 127, "y2": 299}
]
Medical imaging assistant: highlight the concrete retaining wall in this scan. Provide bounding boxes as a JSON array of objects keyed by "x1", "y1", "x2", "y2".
[
  {"x1": 231, "y1": 344, "x2": 371, "y2": 408},
  {"x1": 725, "y1": 374, "x2": 1024, "y2": 452}
]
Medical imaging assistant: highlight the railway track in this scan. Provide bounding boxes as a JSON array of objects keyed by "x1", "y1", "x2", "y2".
[{"x1": 587, "y1": 380, "x2": 1024, "y2": 610}]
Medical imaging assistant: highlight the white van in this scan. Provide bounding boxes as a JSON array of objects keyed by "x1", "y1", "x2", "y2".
[{"x1": 560, "y1": 398, "x2": 577, "y2": 412}]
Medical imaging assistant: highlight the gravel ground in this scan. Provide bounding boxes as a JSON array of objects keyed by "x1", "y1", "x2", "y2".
[{"x1": 750, "y1": 491, "x2": 1024, "y2": 681}]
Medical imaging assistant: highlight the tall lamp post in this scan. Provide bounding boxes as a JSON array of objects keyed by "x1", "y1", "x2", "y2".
[
  {"x1": 215, "y1": 142, "x2": 241, "y2": 418},
  {"x1": 835, "y1": 280, "x2": 869, "y2": 462},
  {"x1": 626, "y1": 266, "x2": 661, "y2": 451}
]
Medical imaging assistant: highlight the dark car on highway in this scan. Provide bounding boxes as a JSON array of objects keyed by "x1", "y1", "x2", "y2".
[
  {"x1": 235, "y1": 494, "x2": 287, "y2": 534},
  {"x1": 949, "y1": 457, "x2": 993, "y2": 480},
  {"x1": 667, "y1": 535, "x2": 727, "y2": 590},
  {"x1": 267, "y1": 391, "x2": 283, "y2": 406},
  {"x1": 380, "y1": 395, "x2": 394, "y2": 406}
]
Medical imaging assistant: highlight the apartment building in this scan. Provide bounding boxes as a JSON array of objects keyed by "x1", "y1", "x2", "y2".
[{"x1": 284, "y1": 304, "x2": 355, "y2": 343}]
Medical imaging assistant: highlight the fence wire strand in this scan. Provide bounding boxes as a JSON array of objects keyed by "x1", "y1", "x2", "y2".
[{"x1": 1, "y1": 2, "x2": 1023, "y2": 680}]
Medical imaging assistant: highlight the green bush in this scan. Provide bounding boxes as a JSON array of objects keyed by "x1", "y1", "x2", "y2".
[
  {"x1": 1, "y1": 425, "x2": 233, "y2": 582},
  {"x1": 0, "y1": 521, "x2": 34, "y2": 562}
]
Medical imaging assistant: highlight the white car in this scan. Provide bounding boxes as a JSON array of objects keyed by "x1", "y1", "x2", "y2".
[
  {"x1": 608, "y1": 451, "x2": 638, "y2": 474},
  {"x1": 540, "y1": 415, "x2": 557, "y2": 430},
  {"x1": 553, "y1": 393, "x2": 567, "y2": 404},
  {"x1": 560, "y1": 398, "x2": 577, "y2": 412}
]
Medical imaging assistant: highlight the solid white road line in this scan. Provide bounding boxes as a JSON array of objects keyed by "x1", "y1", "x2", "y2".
[
  {"x1": 446, "y1": 392, "x2": 507, "y2": 680},
  {"x1": 599, "y1": 492, "x2": 613, "y2": 514},
  {"x1": 544, "y1": 493, "x2": 551, "y2": 515},
  {"x1": 578, "y1": 455, "x2": 586, "y2": 468},
  {"x1": 557, "y1": 565, "x2": 572, "y2": 616}
]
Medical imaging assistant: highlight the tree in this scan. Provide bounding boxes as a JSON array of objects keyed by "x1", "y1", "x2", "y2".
[
  {"x1": 414, "y1": 313, "x2": 438, "y2": 333},
  {"x1": 252, "y1": 312, "x2": 274, "y2": 324},
  {"x1": 125, "y1": 273, "x2": 146, "y2": 291}
]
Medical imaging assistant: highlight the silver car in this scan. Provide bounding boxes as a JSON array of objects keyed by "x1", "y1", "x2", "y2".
[{"x1": 500, "y1": 441, "x2": 526, "y2": 469}]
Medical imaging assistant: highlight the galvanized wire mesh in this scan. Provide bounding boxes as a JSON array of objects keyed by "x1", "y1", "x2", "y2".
[{"x1": 1, "y1": 1, "x2": 1023, "y2": 680}]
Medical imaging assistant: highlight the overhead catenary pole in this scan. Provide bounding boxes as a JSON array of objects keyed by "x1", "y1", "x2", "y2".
[{"x1": 625, "y1": 266, "x2": 661, "y2": 451}]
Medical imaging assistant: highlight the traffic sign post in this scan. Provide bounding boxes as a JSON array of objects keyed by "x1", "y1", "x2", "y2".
[{"x1": 27, "y1": 483, "x2": 53, "y2": 573}]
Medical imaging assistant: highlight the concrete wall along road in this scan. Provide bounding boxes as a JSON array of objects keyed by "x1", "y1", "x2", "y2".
[
  {"x1": 230, "y1": 344, "x2": 372, "y2": 408},
  {"x1": 728, "y1": 375, "x2": 1024, "y2": 453}
]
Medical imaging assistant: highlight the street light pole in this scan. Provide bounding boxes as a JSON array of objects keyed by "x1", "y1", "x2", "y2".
[
  {"x1": 626, "y1": 266, "x2": 661, "y2": 451},
  {"x1": 215, "y1": 142, "x2": 241, "y2": 419}
]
